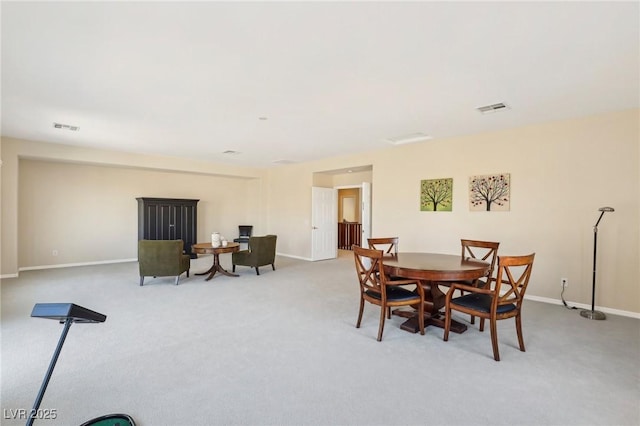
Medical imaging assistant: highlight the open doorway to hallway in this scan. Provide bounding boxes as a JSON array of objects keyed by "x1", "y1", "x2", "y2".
[
  {"x1": 336, "y1": 180, "x2": 370, "y2": 252},
  {"x1": 338, "y1": 187, "x2": 362, "y2": 249},
  {"x1": 312, "y1": 166, "x2": 372, "y2": 260}
]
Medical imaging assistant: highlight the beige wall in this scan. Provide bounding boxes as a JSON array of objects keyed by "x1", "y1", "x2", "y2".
[
  {"x1": 17, "y1": 160, "x2": 261, "y2": 267},
  {"x1": 266, "y1": 109, "x2": 639, "y2": 314},
  {"x1": 1, "y1": 137, "x2": 266, "y2": 271},
  {"x1": 338, "y1": 188, "x2": 360, "y2": 223},
  {"x1": 366, "y1": 110, "x2": 638, "y2": 314},
  {"x1": 265, "y1": 163, "x2": 314, "y2": 259},
  {"x1": 335, "y1": 170, "x2": 373, "y2": 224},
  {"x1": 2, "y1": 109, "x2": 638, "y2": 315}
]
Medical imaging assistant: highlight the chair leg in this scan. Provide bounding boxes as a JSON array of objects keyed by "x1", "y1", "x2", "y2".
[
  {"x1": 187, "y1": 270, "x2": 190, "y2": 278},
  {"x1": 417, "y1": 299, "x2": 425, "y2": 336},
  {"x1": 356, "y1": 298, "x2": 365, "y2": 328},
  {"x1": 377, "y1": 304, "x2": 387, "y2": 342},
  {"x1": 479, "y1": 318, "x2": 485, "y2": 332},
  {"x1": 175, "y1": 276, "x2": 180, "y2": 285},
  {"x1": 515, "y1": 314, "x2": 526, "y2": 352},
  {"x1": 490, "y1": 318, "x2": 500, "y2": 361},
  {"x1": 232, "y1": 265, "x2": 236, "y2": 272},
  {"x1": 271, "y1": 263, "x2": 275, "y2": 271},
  {"x1": 461, "y1": 289, "x2": 477, "y2": 324},
  {"x1": 443, "y1": 305, "x2": 451, "y2": 341},
  {"x1": 139, "y1": 276, "x2": 144, "y2": 286},
  {"x1": 387, "y1": 306, "x2": 391, "y2": 319},
  {"x1": 255, "y1": 267, "x2": 260, "y2": 275}
]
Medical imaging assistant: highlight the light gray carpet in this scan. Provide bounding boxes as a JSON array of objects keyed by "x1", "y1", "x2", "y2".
[{"x1": 1, "y1": 251, "x2": 639, "y2": 426}]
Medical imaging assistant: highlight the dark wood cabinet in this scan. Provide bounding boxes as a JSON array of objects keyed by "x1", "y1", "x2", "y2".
[{"x1": 136, "y1": 197, "x2": 199, "y2": 258}]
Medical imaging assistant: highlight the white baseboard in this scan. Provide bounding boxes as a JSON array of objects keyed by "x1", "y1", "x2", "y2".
[
  {"x1": 276, "y1": 252, "x2": 312, "y2": 261},
  {"x1": 18, "y1": 258, "x2": 137, "y2": 272},
  {"x1": 525, "y1": 294, "x2": 640, "y2": 319},
  {"x1": 0, "y1": 273, "x2": 19, "y2": 279}
]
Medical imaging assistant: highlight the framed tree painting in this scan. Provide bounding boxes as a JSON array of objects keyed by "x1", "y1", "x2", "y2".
[
  {"x1": 420, "y1": 178, "x2": 453, "y2": 211},
  {"x1": 469, "y1": 173, "x2": 510, "y2": 211}
]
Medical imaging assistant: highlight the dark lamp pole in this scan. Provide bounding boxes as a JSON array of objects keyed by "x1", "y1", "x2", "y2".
[
  {"x1": 27, "y1": 303, "x2": 136, "y2": 425},
  {"x1": 580, "y1": 207, "x2": 614, "y2": 320}
]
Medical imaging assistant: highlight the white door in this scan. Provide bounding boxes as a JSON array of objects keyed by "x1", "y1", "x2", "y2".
[
  {"x1": 361, "y1": 182, "x2": 371, "y2": 246},
  {"x1": 311, "y1": 187, "x2": 338, "y2": 261}
]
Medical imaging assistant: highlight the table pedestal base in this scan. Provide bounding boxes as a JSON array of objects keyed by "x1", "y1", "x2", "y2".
[
  {"x1": 195, "y1": 254, "x2": 239, "y2": 281},
  {"x1": 393, "y1": 309, "x2": 468, "y2": 334}
]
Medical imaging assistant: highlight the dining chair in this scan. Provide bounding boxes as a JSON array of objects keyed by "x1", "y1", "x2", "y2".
[
  {"x1": 462, "y1": 239, "x2": 500, "y2": 320},
  {"x1": 368, "y1": 237, "x2": 402, "y2": 280},
  {"x1": 456, "y1": 239, "x2": 500, "y2": 286},
  {"x1": 367, "y1": 237, "x2": 399, "y2": 257},
  {"x1": 441, "y1": 239, "x2": 500, "y2": 324},
  {"x1": 233, "y1": 225, "x2": 253, "y2": 246},
  {"x1": 353, "y1": 245, "x2": 424, "y2": 341},
  {"x1": 443, "y1": 253, "x2": 535, "y2": 361}
]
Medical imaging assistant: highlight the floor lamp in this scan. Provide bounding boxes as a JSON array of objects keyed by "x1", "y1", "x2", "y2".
[
  {"x1": 29, "y1": 303, "x2": 136, "y2": 426},
  {"x1": 580, "y1": 207, "x2": 614, "y2": 320}
]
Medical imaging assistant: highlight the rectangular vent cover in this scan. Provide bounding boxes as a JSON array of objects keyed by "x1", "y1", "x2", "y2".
[
  {"x1": 386, "y1": 132, "x2": 432, "y2": 145},
  {"x1": 53, "y1": 122, "x2": 80, "y2": 131},
  {"x1": 477, "y1": 103, "x2": 510, "y2": 114}
]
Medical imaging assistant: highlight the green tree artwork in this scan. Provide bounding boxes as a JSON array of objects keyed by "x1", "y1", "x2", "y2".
[
  {"x1": 469, "y1": 173, "x2": 510, "y2": 211},
  {"x1": 420, "y1": 178, "x2": 453, "y2": 211}
]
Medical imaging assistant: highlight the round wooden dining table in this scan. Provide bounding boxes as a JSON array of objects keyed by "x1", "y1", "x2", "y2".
[{"x1": 383, "y1": 252, "x2": 490, "y2": 334}]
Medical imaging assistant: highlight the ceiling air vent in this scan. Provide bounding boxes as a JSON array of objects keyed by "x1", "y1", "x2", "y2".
[
  {"x1": 222, "y1": 150, "x2": 240, "y2": 155},
  {"x1": 272, "y1": 159, "x2": 296, "y2": 165},
  {"x1": 53, "y1": 122, "x2": 80, "y2": 131},
  {"x1": 476, "y1": 103, "x2": 510, "y2": 114},
  {"x1": 386, "y1": 132, "x2": 432, "y2": 145}
]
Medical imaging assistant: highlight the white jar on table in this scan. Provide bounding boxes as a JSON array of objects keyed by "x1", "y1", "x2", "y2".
[{"x1": 211, "y1": 232, "x2": 221, "y2": 248}]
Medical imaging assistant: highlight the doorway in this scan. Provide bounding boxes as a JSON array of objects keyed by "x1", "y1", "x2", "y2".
[
  {"x1": 336, "y1": 182, "x2": 371, "y2": 251},
  {"x1": 338, "y1": 187, "x2": 361, "y2": 249},
  {"x1": 311, "y1": 166, "x2": 372, "y2": 260}
]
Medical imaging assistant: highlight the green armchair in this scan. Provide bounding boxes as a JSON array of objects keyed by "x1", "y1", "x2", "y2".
[
  {"x1": 232, "y1": 235, "x2": 277, "y2": 275},
  {"x1": 138, "y1": 240, "x2": 190, "y2": 286}
]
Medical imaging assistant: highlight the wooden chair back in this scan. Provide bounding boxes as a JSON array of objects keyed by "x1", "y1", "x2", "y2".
[
  {"x1": 443, "y1": 252, "x2": 535, "y2": 360},
  {"x1": 493, "y1": 253, "x2": 535, "y2": 312},
  {"x1": 460, "y1": 239, "x2": 500, "y2": 283},
  {"x1": 367, "y1": 237, "x2": 399, "y2": 257},
  {"x1": 353, "y1": 244, "x2": 424, "y2": 341},
  {"x1": 353, "y1": 245, "x2": 387, "y2": 294}
]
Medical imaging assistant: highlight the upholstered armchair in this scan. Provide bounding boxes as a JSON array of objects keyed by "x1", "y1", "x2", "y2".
[
  {"x1": 138, "y1": 240, "x2": 190, "y2": 286},
  {"x1": 232, "y1": 235, "x2": 277, "y2": 275}
]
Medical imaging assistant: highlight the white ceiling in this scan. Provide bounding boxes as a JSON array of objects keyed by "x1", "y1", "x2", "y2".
[{"x1": 2, "y1": 1, "x2": 638, "y2": 168}]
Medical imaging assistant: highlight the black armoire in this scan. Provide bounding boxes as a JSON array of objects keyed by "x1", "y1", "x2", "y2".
[{"x1": 136, "y1": 198, "x2": 199, "y2": 258}]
